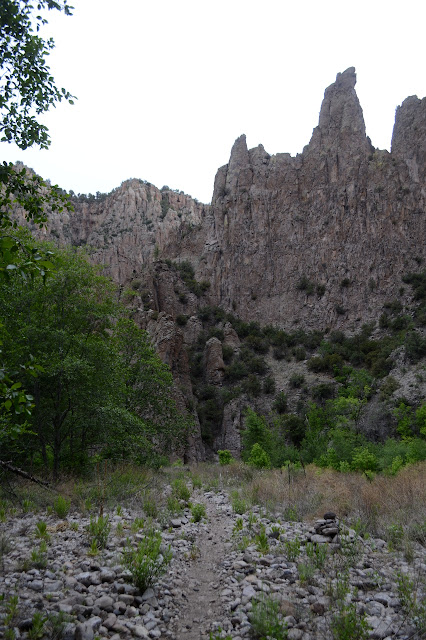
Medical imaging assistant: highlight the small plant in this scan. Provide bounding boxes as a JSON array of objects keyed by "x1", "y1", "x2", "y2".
[
  {"x1": 250, "y1": 595, "x2": 288, "y2": 640},
  {"x1": 35, "y1": 520, "x2": 50, "y2": 541},
  {"x1": 298, "y1": 561, "x2": 315, "y2": 586},
  {"x1": 189, "y1": 543, "x2": 200, "y2": 560},
  {"x1": 283, "y1": 506, "x2": 298, "y2": 522},
  {"x1": 115, "y1": 521, "x2": 124, "y2": 537},
  {"x1": 88, "y1": 539, "x2": 99, "y2": 556},
  {"x1": 31, "y1": 541, "x2": 48, "y2": 569},
  {"x1": 386, "y1": 522, "x2": 404, "y2": 550},
  {"x1": 143, "y1": 498, "x2": 158, "y2": 518},
  {"x1": 1, "y1": 593, "x2": 19, "y2": 640},
  {"x1": 116, "y1": 505, "x2": 123, "y2": 516},
  {"x1": 306, "y1": 542, "x2": 327, "y2": 569},
  {"x1": 255, "y1": 526, "x2": 269, "y2": 554},
  {"x1": 248, "y1": 511, "x2": 257, "y2": 530},
  {"x1": 22, "y1": 498, "x2": 35, "y2": 513},
  {"x1": 167, "y1": 495, "x2": 183, "y2": 515},
  {"x1": 28, "y1": 611, "x2": 47, "y2": 640},
  {"x1": 283, "y1": 536, "x2": 301, "y2": 562},
  {"x1": 330, "y1": 602, "x2": 370, "y2": 640},
  {"x1": 70, "y1": 521, "x2": 79, "y2": 531},
  {"x1": 233, "y1": 517, "x2": 244, "y2": 535},
  {"x1": 53, "y1": 495, "x2": 70, "y2": 519},
  {"x1": 235, "y1": 535, "x2": 252, "y2": 551},
  {"x1": 218, "y1": 449, "x2": 234, "y2": 465},
  {"x1": 88, "y1": 515, "x2": 111, "y2": 549},
  {"x1": 231, "y1": 495, "x2": 247, "y2": 515},
  {"x1": 248, "y1": 443, "x2": 271, "y2": 469},
  {"x1": 396, "y1": 571, "x2": 426, "y2": 633},
  {"x1": 191, "y1": 473, "x2": 203, "y2": 489},
  {"x1": 191, "y1": 502, "x2": 206, "y2": 522},
  {"x1": 171, "y1": 478, "x2": 191, "y2": 502},
  {"x1": 131, "y1": 517, "x2": 145, "y2": 533},
  {"x1": 122, "y1": 529, "x2": 172, "y2": 592}
]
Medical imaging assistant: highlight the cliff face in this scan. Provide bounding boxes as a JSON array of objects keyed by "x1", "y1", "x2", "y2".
[
  {"x1": 46, "y1": 68, "x2": 425, "y2": 334},
  {"x1": 38, "y1": 67, "x2": 426, "y2": 459},
  {"x1": 203, "y1": 68, "x2": 425, "y2": 331}
]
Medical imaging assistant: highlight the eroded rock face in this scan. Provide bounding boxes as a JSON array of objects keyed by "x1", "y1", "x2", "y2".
[{"x1": 204, "y1": 337, "x2": 225, "y2": 386}]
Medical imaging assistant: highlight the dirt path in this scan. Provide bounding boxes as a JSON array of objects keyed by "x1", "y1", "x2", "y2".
[{"x1": 170, "y1": 493, "x2": 233, "y2": 639}]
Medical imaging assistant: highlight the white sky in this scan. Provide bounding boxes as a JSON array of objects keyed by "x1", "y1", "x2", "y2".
[{"x1": 1, "y1": 0, "x2": 425, "y2": 204}]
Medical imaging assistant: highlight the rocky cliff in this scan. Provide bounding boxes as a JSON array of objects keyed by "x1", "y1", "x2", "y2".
[
  {"x1": 38, "y1": 67, "x2": 426, "y2": 459},
  {"x1": 43, "y1": 67, "x2": 425, "y2": 333}
]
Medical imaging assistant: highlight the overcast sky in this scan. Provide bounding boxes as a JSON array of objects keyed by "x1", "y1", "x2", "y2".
[{"x1": 1, "y1": 0, "x2": 425, "y2": 203}]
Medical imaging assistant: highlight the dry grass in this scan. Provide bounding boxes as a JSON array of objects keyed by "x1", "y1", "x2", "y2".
[{"x1": 192, "y1": 461, "x2": 426, "y2": 538}]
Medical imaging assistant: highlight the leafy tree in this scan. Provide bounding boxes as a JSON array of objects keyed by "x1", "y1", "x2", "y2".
[
  {"x1": 0, "y1": 241, "x2": 188, "y2": 476},
  {"x1": 242, "y1": 408, "x2": 271, "y2": 462},
  {"x1": 1, "y1": 1, "x2": 75, "y2": 423}
]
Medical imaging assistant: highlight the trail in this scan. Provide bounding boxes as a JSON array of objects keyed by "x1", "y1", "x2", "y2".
[{"x1": 170, "y1": 492, "x2": 234, "y2": 639}]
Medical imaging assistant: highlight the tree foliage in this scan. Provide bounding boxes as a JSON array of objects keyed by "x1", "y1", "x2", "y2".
[
  {"x1": 0, "y1": 0, "x2": 74, "y2": 150},
  {"x1": 0, "y1": 241, "x2": 189, "y2": 476}
]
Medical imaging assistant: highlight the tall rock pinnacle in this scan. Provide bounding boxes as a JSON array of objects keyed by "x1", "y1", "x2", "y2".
[{"x1": 307, "y1": 67, "x2": 372, "y2": 157}]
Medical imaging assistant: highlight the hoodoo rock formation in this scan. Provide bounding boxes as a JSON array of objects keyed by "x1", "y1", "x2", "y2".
[{"x1": 34, "y1": 67, "x2": 426, "y2": 459}]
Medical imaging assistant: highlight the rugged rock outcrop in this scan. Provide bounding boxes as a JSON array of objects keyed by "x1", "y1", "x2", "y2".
[{"x1": 42, "y1": 67, "x2": 425, "y2": 334}]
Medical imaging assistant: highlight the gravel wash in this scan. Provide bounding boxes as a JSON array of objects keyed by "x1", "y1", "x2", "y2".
[{"x1": 0, "y1": 488, "x2": 425, "y2": 639}]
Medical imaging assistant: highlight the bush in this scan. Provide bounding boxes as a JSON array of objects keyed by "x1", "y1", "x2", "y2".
[
  {"x1": 53, "y1": 496, "x2": 70, "y2": 519},
  {"x1": 289, "y1": 373, "x2": 305, "y2": 388},
  {"x1": 242, "y1": 374, "x2": 262, "y2": 397},
  {"x1": 218, "y1": 450, "x2": 233, "y2": 465},
  {"x1": 122, "y1": 529, "x2": 172, "y2": 592},
  {"x1": 263, "y1": 376, "x2": 276, "y2": 394},
  {"x1": 88, "y1": 515, "x2": 111, "y2": 549},
  {"x1": 250, "y1": 595, "x2": 287, "y2": 640},
  {"x1": 351, "y1": 447, "x2": 378, "y2": 473},
  {"x1": 171, "y1": 478, "x2": 191, "y2": 502},
  {"x1": 191, "y1": 503, "x2": 206, "y2": 522},
  {"x1": 248, "y1": 443, "x2": 271, "y2": 469},
  {"x1": 273, "y1": 392, "x2": 288, "y2": 414}
]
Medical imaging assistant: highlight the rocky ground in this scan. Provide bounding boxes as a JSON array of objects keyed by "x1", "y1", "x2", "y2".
[{"x1": 0, "y1": 483, "x2": 425, "y2": 640}]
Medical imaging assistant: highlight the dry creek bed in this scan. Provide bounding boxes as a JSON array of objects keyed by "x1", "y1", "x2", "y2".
[{"x1": 0, "y1": 488, "x2": 425, "y2": 639}]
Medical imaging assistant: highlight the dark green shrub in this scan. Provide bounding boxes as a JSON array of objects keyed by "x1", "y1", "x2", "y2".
[
  {"x1": 312, "y1": 383, "x2": 336, "y2": 402},
  {"x1": 273, "y1": 392, "x2": 288, "y2": 414},
  {"x1": 176, "y1": 314, "x2": 188, "y2": 326},
  {"x1": 292, "y1": 346, "x2": 306, "y2": 361},
  {"x1": 222, "y1": 344, "x2": 234, "y2": 364},
  {"x1": 402, "y1": 271, "x2": 426, "y2": 301},
  {"x1": 297, "y1": 275, "x2": 315, "y2": 295},
  {"x1": 281, "y1": 414, "x2": 306, "y2": 446},
  {"x1": 289, "y1": 373, "x2": 305, "y2": 388},
  {"x1": 384, "y1": 299, "x2": 403, "y2": 313},
  {"x1": 263, "y1": 376, "x2": 275, "y2": 394},
  {"x1": 244, "y1": 334, "x2": 269, "y2": 354},
  {"x1": 242, "y1": 374, "x2": 262, "y2": 397},
  {"x1": 405, "y1": 331, "x2": 426, "y2": 363},
  {"x1": 225, "y1": 359, "x2": 248, "y2": 381}
]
